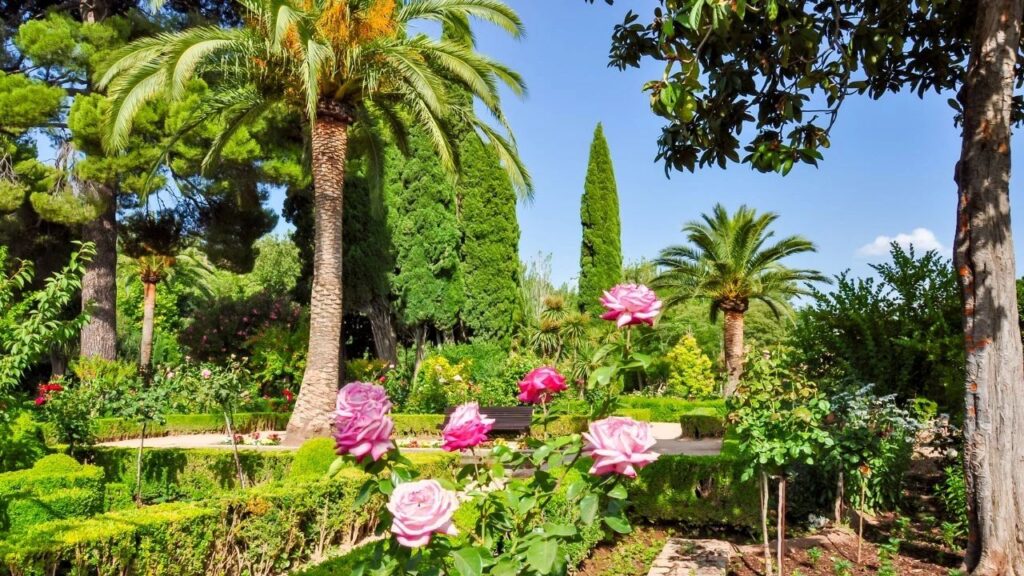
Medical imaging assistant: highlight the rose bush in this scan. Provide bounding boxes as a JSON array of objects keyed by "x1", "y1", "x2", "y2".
[{"x1": 326, "y1": 285, "x2": 665, "y2": 575}]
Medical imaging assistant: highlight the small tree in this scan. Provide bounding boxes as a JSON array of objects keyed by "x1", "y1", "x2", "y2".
[
  {"x1": 731, "y1": 351, "x2": 833, "y2": 576},
  {"x1": 664, "y1": 334, "x2": 716, "y2": 398},
  {"x1": 578, "y1": 123, "x2": 622, "y2": 315},
  {"x1": 106, "y1": 370, "x2": 173, "y2": 504},
  {"x1": 193, "y1": 360, "x2": 250, "y2": 488}
]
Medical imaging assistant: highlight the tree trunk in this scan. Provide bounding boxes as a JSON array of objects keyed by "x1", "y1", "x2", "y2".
[
  {"x1": 777, "y1": 475, "x2": 787, "y2": 576},
  {"x1": 79, "y1": 188, "x2": 117, "y2": 361},
  {"x1": 722, "y1": 310, "x2": 745, "y2": 396},
  {"x1": 134, "y1": 421, "x2": 147, "y2": 505},
  {"x1": 834, "y1": 470, "x2": 845, "y2": 525},
  {"x1": 954, "y1": 1, "x2": 1024, "y2": 574},
  {"x1": 761, "y1": 471, "x2": 773, "y2": 576},
  {"x1": 411, "y1": 325, "x2": 427, "y2": 388},
  {"x1": 139, "y1": 280, "x2": 157, "y2": 374},
  {"x1": 285, "y1": 101, "x2": 352, "y2": 446},
  {"x1": 224, "y1": 411, "x2": 247, "y2": 489},
  {"x1": 367, "y1": 297, "x2": 398, "y2": 364}
]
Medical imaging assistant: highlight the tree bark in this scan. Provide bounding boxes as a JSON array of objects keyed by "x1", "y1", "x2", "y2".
[
  {"x1": 285, "y1": 100, "x2": 352, "y2": 446},
  {"x1": 79, "y1": 187, "x2": 117, "y2": 361},
  {"x1": 134, "y1": 421, "x2": 147, "y2": 505},
  {"x1": 139, "y1": 281, "x2": 156, "y2": 374},
  {"x1": 722, "y1": 309, "x2": 745, "y2": 396},
  {"x1": 954, "y1": 1, "x2": 1024, "y2": 574},
  {"x1": 777, "y1": 475, "x2": 787, "y2": 576},
  {"x1": 367, "y1": 297, "x2": 398, "y2": 364},
  {"x1": 761, "y1": 471, "x2": 773, "y2": 576}
]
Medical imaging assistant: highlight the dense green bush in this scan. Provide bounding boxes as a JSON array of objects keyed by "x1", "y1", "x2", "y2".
[
  {"x1": 391, "y1": 414, "x2": 445, "y2": 437},
  {"x1": 664, "y1": 334, "x2": 717, "y2": 398},
  {"x1": 678, "y1": 408, "x2": 726, "y2": 439},
  {"x1": 619, "y1": 397, "x2": 727, "y2": 422},
  {"x1": 0, "y1": 414, "x2": 47, "y2": 473},
  {"x1": 289, "y1": 437, "x2": 337, "y2": 480},
  {"x1": 85, "y1": 447, "x2": 294, "y2": 503},
  {"x1": 0, "y1": 454, "x2": 104, "y2": 532},
  {"x1": 68, "y1": 412, "x2": 291, "y2": 442},
  {"x1": 614, "y1": 408, "x2": 653, "y2": 421},
  {"x1": 630, "y1": 453, "x2": 758, "y2": 529},
  {"x1": 0, "y1": 448, "x2": 459, "y2": 576},
  {"x1": 405, "y1": 356, "x2": 473, "y2": 413}
]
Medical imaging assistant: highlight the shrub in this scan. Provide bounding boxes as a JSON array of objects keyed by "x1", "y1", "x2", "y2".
[
  {"x1": 290, "y1": 438, "x2": 338, "y2": 480},
  {"x1": 179, "y1": 292, "x2": 303, "y2": 364},
  {"x1": 0, "y1": 454, "x2": 104, "y2": 532},
  {"x1": 392, "y1": 414, "x2": 445, "y2": 437},
  {"x1": 78, "y1": 412, "x2": 290, "y2": 442},
  {"x1": 678, "y1": 408, "x2": 726, "y2": 439},
  {"x1": 630, "y1": 453, "x2": 758, "y2": 529},
  {"x1": 405, "y1": 356, "x2": 472, "y2": 413},
  {"x1": 85, "y1": 447, "x2": 294, "y2": 503},
  {"x1": 0, "y1": 413, "x2": 47, "y2": 473},
  {"x1": 614, "y1": 408, "x2": 653, "y2": 421},
  {"x1": 664, "y1": 334, "x2": 717, "y2": 399},
  {"x1": 345, "y1": 357, "x2": 390, "y2": 382},
  {"x1": 619, "y1": 396, "x2": 727, "y2": 422}
]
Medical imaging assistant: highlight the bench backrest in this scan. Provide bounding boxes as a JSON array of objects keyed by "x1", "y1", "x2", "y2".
[{"x1": 442, "y1": 406, "x2": 533, "y2": 432}]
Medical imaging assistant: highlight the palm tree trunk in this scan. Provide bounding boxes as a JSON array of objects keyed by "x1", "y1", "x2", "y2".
[
  {"x1": 954, "y1": 1, "x2": 1024, "y2": 573},
  {"x1": 723, "y1": 310, "x2": 745, "y2": 396},
  {"x1": 139, "y1": 280, "x2": 157, "y2": 373},
  {"x1": 285, "y1": 101, "x2": 353, "y2": 445},
  {"x1": 79, "y1": 185, "x2": 117, "y2": 360}
]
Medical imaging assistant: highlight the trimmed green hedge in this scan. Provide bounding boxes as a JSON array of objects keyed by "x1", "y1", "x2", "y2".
[
  {"x1": 678, "y1": 406, "x2": 726, "y2": 439},
  {"x1": 77, "y1": 412, "x2": 292, "y2": 443},
  {"x1": 0, "y1": 455, "x2": 105, "y2": 533},
  {"x1": 392, "y1": 414, "x2": 445, "y2": 436},
  {"x1": 619, "y1": 397, "x2": 727, "y2": 422},
  {"x1": 85, "y1": 446, "x2": 295, "y2": 502},
  {"x1": 614, "y1": 408, "x2": 653, "y2": 421},
  {"x1": 631, "y1": 452, "x2": 757, "y2": 530},
  {"x1": 0, "y1": 450, "x2": 459, "y2": 576}
]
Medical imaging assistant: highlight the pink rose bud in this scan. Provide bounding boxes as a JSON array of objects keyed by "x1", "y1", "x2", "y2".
[
  {"x1": 517, "y1": 366, "x2": 567, "y2": 404},
  {"x1": 386, "y1": 479, "x2": 459, "y2": 547},
  {"x1": 201, "y1": 369, "x2": 212, "y2": 379},
  {"x1": 333, "y1": 382, "x2": 395, "y2": 462},
  {"x1": 599, "y1": 284, "x2": 662, "y2": 328},
  {"x1": 442, "y1": 402, "x2": 495, "y2": 452},
  {"x1": 583, "y1": 416, "x2": 660, "y2": 478}
]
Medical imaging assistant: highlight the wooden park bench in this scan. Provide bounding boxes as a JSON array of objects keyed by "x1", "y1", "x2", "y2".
[{"x1": 442, "y1": 406, "x2": 533, "y2": 435}]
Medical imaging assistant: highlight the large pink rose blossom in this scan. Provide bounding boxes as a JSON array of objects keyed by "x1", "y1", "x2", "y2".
[
  {"x1": 517, "y1": 366, "x2": 567, "y2": 404},
  {"x1": 599, "y1": 284, "x2": 662, "y2": 328},
  {"x1": 333, "y1": 381, "x2": 394, "y2": 462},
  {"x1": 442, "y1": 402, "x2": 495, "y2": 451},
  {"x1": 583, "y1": 416, "x2": 659, "y2": 478},
  {"x1": 387, "y1": 479, "x2": 459, "y2": 547}
]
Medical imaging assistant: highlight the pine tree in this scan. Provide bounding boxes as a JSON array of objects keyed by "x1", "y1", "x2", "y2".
[
  {"x1": 457, "y1": 130, "x2": 523, "y2": 342},
  {"x1": 578, "y1": 123, "x2": 622, "y2": 314}
]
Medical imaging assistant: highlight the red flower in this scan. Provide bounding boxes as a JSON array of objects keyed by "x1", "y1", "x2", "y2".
[
  {"x1": 34, "y1": 396, "x2": 46, "y2": 406},
  {"x1": 282, "y1": 389, "x2": 294, "y2": 402},
  {"x1": 378, "y1": 376, "x2": 387, "y2": 383}
]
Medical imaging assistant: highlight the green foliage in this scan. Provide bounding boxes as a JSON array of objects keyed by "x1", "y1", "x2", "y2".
[
  {"x1": 630, "y1": 453, "x2": 759, "y2": 528},
  {"x1": 617, "y1": 396, "x2": 727, "y2": 422},
  {"x1": 342, "y1": 172, "x2": 394, "y2": 314},
  {"x1": 937, "y1": 464, "x2": 968, "y2": 550},
  {"x1": 653, "y1": 204, "x2": 824, "y2": 319},
  {"x1": 578, "y1": 123, "x2": 622, "y2": 315},
  {"x1": 0, "y1": 454, "x2": 105, "y2": 532},
  {"x1": 289, "y1": 438, "x2": 339, "y2": 480},
  {"x1": 78, "y1": 412, "x2": 291, "y2": 443},
  {"x1": 730, "y1": 352, "x2": 834, "y2": 479},
  {"x1": 34, "y1": 379, "x2": 97, "y2": 452},
  {"x1": 406, "y1": 356, "x2": 474, "y2": 413},
  {"x1": 436, "y1": 343, "x2": 539, "y2": 407},
  {"x1": 249, "y1": 235, "x2": 302, "y2": 297},
  {"x1": 85, "y1": 446, "x2": 294, "y2": 503},
  {"x1": 386, "y1": 132, "x2": 465, "y2": 334},
  {"x1": 0, "y1": 414, "x2": 47, "y2": 473},
  {"x1": 664, "y1": 334, "x2": 717, "y2": 398},
  {"x1": 793, "y1": 245, "x2": 964, "y2": 414},
  {"x1": 678, "y1": 411, "x2": 726, "y2": 439},
  {"x1": 458, "y1": 130, "x2": 524, "y2": 341},
  {"x1": 0, "y1": 71, "x2": 63, "y2": 138},
  {"x1": 391, "y1": 414, "x2": 445, "y2": 437},
  {"x1": 0, "y1": 243, "x2": 93, "y2": 422}
]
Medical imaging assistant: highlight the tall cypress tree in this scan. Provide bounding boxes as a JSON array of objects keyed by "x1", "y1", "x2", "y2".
[
  {"x1": 578, "y1": 123, "x2": 622, "y2": 314},
  {"x1": 457, "y1": 129, "x2": 523, "y2": 342}
]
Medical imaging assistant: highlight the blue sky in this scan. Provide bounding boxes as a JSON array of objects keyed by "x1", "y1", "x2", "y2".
[{"x1": 294, "y1": 1, "x2": 1019, "y2": 287}]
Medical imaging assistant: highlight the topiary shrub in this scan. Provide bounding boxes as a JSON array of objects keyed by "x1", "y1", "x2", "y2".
[
  {"x1": 6, "y1": 487, "x2": 103, "y2": 532},
  {"x1": 0, "y1": 454, "x2": 105, "y2": 532},
  {"x1": 678, "y1": 407, "x2": 726, "y2": 439},
  {"x1": 0, "y1": 413, "x2": 47, "y2": 473},
  {"x1": 664, "y1": 334, "x2": 718, "y2": 399},
  {"x1": 290, "y1": 438, "x2": 338, "y2": 480},
  {"x1": 631, "y1": 454, "x2": 758, "y2": 529},
  {"x1": 391, "y1": 414, "x2": 445, "y2": 437}
]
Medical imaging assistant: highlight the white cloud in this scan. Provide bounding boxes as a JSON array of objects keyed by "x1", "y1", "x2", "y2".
[{"x1": 856, "y1": 227, "x2": 947, "y2": 258}]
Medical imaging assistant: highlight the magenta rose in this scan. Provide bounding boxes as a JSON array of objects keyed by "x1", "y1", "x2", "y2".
[
  {"x1": 583, "y1": 416, "x2": 659, "y2": 478},
  {"x1": 386, "y1": 479, "x2": 459, "y2": 547},
  {"x1": 333, "y1": 381, "x2": 395, "y2": 462},
  {"x1": 442, "y1": 402, "x2": 495, "y2": 451},
  {"x1": 599, "y1": 284, "x2": 662, "y2": 328},
  {"x1": 517, "y1": 366, "x2": 567, "y2": 404}
]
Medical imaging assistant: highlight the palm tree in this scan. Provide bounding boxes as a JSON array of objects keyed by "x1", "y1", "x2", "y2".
[
  {"x1": 653, "y1": 204, "x2": 826, "y2": 396},
  {"x1": 98, "y1": 0, "x2": 530, "y2": 443}
]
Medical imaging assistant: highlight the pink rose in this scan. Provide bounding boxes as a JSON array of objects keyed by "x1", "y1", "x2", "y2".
[
  {"x1": 599, "y1": 284, "x2": 662, "y2": 328},
  {"x1": 442, "y1": 402, "x2": 495, "y2": 451},
  {"x1": 517, "y1": 366, "x2": 567, "y2": 404},
  {"x1": 334, "y1": 382, "x2": 395, "y2": 462},
  {"x1": 201, "y1": 369, "x2": 212, "y2": 379},
  {"x1": 386, "y1": 479, "x2": 459, "y2": 547},
  {"x1": 583, "y1": 417, "x2": 659, "y2": 478}
]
